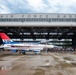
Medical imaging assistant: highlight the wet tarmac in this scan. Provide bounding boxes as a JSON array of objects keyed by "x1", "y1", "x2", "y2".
[{"x1": 0, "y1": 52, "x2": 76, "y2": 75}]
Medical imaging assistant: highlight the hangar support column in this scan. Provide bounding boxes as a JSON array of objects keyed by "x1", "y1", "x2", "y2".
[{"x1": 72, "y1": 33, "x2": 76, "y2": 51}]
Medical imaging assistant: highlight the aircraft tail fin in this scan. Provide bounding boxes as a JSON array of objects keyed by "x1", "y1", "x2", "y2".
[{"x1": 0, "y1": 33, "x2": 13, "y2": 44}]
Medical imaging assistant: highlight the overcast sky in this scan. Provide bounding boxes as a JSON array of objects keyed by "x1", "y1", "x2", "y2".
[{"x1": 0, "y1": 0, "x2": 76, "y2": 14}]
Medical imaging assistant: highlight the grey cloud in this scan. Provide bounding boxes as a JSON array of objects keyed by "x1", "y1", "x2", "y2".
[{"x1": 0, "y1": 0, "x2": 76, "y2": 14}]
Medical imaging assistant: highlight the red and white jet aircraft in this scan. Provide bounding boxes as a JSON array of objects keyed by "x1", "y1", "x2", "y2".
[{"x1": 0, "y1": 33, "x2": 54, "y2": 54}]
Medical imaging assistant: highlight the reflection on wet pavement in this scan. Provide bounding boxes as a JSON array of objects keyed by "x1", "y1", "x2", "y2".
[
  {"x1": 1, "y1": 63, "x2": 12, "y2": 71},
  {"x1": 0, "y1": 52, "x2": 76, "y2": 75}
]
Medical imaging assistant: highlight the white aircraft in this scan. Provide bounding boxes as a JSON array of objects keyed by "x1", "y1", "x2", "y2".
[{"x1": 0, "y1": 33, "x2": 54, "y2": 54}]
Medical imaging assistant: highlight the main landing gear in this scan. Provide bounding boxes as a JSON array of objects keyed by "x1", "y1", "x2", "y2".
[{"x1": 19, "y1": 51, "x2": 26, "y2": 55}]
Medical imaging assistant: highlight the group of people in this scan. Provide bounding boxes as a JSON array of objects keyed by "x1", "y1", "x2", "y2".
[{"x1": 43, "y1": 47, "x2": 75, "y2": 53}]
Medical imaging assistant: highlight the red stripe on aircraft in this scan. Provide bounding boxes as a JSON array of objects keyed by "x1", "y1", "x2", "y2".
[{"x1": 0, "y1": 33, "x2": 10, "y2": 39}]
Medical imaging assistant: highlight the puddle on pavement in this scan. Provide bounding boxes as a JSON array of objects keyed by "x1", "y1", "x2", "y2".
[
  {"x1": 63, "y1": 57, "x2": 73, "y2": 61},
  {"x1": 41, "y1": 60, "x2": 51, "y2": 67},
  {"x1": 0, "y1": 63, "x2": 12, "y2": 71},
  {"x1": 57, "y1": 72, "x2": 63, "y2": 75},
  {"x1": 71, "y1": 63, "x2": 76, "y2": 67},
  {"x1": 60, "y1": 62, "x2": 73, "y2": 68},
  {"x1": 63, "y1": 57, "x2": 76, "y2": 67},
  {"x1": 33, "y1": 68, "x2": 45, "y2": 75},
  {"x1": 52, "y1": 62, "x2": 74, "y2": 69}
]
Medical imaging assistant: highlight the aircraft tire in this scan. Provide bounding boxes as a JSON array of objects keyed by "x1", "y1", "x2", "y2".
[{"x1": 22, "y1": 52, "x2": 26, "y2": 55}]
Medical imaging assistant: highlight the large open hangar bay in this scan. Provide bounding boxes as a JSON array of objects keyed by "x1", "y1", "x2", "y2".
[
  {"x1": 0, "y1": 27, "x2": 76, "y2": 47},
  {"x1": 0, "y1": 27, "x2": 75, "y2": 40},
  {"x1": 0, "y1": 13, "x2": 76, "y2": 75}
]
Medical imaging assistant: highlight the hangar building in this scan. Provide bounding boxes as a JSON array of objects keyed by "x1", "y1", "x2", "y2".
[{"x1": 0, "y1": 13, "x2": 76, "y2": 48}]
